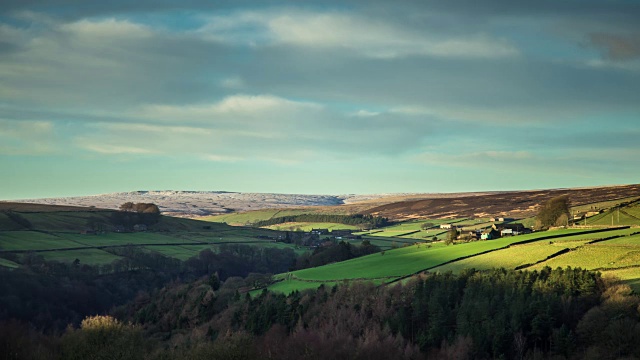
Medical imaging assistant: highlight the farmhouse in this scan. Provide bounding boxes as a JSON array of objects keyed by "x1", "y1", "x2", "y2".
[
  {"x1": 440, "y1": 224, "x2": 456, "y2": 229},
  {"x1": 311, "y1": 228, "x2": 329, "y2": 235},
  {"x1": 481, "y1": 228, "x2": 500, "y2": 240},
  {"x1": 494, "y1": 223, "x2": 531, "y2": 236}
]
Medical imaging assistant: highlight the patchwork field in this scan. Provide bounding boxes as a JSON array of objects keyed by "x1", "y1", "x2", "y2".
[
  {"x1": 202, "y1": 209, "x2": 313, "y2": 225},
  {"x1": 269, "y1": 228, "x2": 634, "y2": 294},
  {"x1": 262, "y1": 222, "x2": 360, "y2": 232},
  {"x1": 0, "y1": 209, "x2": 299, "y2": 267}
]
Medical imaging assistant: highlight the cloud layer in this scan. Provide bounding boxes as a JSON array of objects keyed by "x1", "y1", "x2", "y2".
[{"x1": 1, "y1": 1, "x2": 639, "y2": 197}]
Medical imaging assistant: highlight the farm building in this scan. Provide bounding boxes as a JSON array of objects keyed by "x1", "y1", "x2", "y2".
[
  {"x1": 494, "y1": 223, "x2": 531, "y2": 236},
  {"x1": 491, "y1": 217, "x2": 514, "y2": 222},
  {"x1": 481, "y1": 228, "x2": 500, "y2": 240},
  {"x1": 311, "y1": 228, "x2": 329, "y2": 235},
  {"x1": 440, "y1": 224, "x2": 456, "y2": 229}
]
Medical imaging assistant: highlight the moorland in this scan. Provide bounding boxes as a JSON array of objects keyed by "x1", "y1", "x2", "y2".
[{"x1": 3, "y1": 184, "x2": 640, "y2": 359}]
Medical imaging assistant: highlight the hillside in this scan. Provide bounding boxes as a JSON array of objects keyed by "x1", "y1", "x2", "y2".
[
  {"x1": 0, "y1": 203, "x2": 299, "y2": 267},
  {"x1": 363, "y1": 184, "x2": 640, "y2": 221}
]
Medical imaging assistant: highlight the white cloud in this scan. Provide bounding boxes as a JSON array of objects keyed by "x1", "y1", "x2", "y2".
[
  {"x1": 0, "y1": 119, "x2": 57, "y2": 155},
  {"x1": 199, "y1": 10, "x2": 518, "y2": 59},
  {"x1": 133, "y1": 94, "x2": 323, "y2": 134},
  {"x1": 60, "y1": 18, "x2": 153, "y2": 40},
  {"x1": 76, "y1": 142, "x2": 156, "y2": 155},
  {"x1": 202, "y1": 154, "x2": 243, "y2": 162},
  {"x1": 351, "y1": 110, "x2": 380, "y2": 117}
]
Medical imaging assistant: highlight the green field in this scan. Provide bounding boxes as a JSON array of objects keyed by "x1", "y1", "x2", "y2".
[
  {"x1": 143, "y1": 245, "x2": 209, "y2": 260},
  {"x1": 262, "y1": 222, "x2": 360, "y2": 232},
  {"x1": 530, "y1": 233, "x2": 640, "y2": 271},
  {"x1": 0, "y1": 231, "x2": 87, "y2": 251},
  {"x1": 432, "y1": 239, "x2": 592, "y2": 273},
  {"x1": 265, "y1": 280, "x2": 339, "y2": 294},
  {"x1": 0, "y1": 257, "x2": 20, "y2": 268},
  {"x1": 278, "y1": 229, "x2": 589, "y2": 282},
  {"x1": 39, "y1": 248, "x2": 123, "y2": 265},
  {"x1": 202, "y1": 209, "x2": 313, "y2": 225},
  {"x1": 0, "y1": 208, "x2": 303, "y2": 266},
  {"x1": 267, "y1": 228, "x2": 629, "y2": 294},
  {"x1": 571, "y1": 196, "x2": 640, "y2": 213}
]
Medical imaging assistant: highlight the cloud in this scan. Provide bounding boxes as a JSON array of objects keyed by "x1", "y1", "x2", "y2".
[
  {"x1": 199, "y1": 10, "x2": 518, "y2": 59},
  {"x1": 0, "y1": 119, "x2": 57, "y2": 155}
]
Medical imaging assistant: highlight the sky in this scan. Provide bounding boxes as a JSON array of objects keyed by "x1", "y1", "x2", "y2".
[{"x1": 1, "y1": 0, "x2": 640, "y2": 199}]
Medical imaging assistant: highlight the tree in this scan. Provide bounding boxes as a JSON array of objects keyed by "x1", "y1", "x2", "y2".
[
  {"x1": 421, "y1": 223, "x2": 434, "y2": 230},
  {"x1": 536, "y1": 196, "x2": 571, "y2": 229},
  {"x1": 61, "y1": 316, "x2": 144, "y2": 360},
  {"x1": 445, "y1": 228, "x2": 457, "y2": 245}
]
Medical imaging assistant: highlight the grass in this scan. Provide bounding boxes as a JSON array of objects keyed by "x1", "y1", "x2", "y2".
[
  {"x1": 0, "y1": 257, "x2": 20, "y2": 268},
  {"x1": 282, "y1": 229, "x2": 589, "y2": 283},
  {"x1": 584, "y1": 208, "x2": 640, "y2": 226},
  {"x1": 262, "y1": 222, "x2": 360, "y2": 232},
  {"x1": 530, "y1": 233, "x2": 640, "y2": 271},
  {"x1": 0, "y1": 231, "x2": 87, "y2": 250},
  {"x1": 202, "y1": 209, "x2": 312, "y2": 225},
  {"x1": 38, "y1": 249, "x2": 123, "y2": 265},
  {"x1": 571, "y1": 196, "x2": 640, "y2": 213},
  {"x1": 434, "y1": 228, "x2": 639, "y2": 274},
  {"x1": 144, "y1": 245, "x2": 206, "y2": 260},
  {"x1": 432, "y1": 240, "x2": 592, "y2": 273},
  {"x1": 0, "y1": 210, "x2": 305, "y2": 264},
  {"x1": 265, "y1": 228, "x2": 626, "y2": 293}
]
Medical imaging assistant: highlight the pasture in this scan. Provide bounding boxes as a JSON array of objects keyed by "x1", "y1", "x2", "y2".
[
  {"x1": 262, "y1": 222, "x2": 360, "y2": 232},
  {"x1": 267, "y1": 228, "x2": 629, "y2": 294},
  {"x1": 0, "y1": 208, "x2": 301, "y2": 266},
  {"x1": 202, "y1": 209, "x2": 314, "y2": 225}
]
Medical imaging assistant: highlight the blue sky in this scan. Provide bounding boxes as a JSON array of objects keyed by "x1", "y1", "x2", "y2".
[{"x1": 1, "y1": 0, "x2": 640, "y2": 199}]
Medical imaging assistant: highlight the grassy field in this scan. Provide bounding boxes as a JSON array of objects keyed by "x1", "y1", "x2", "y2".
[
  {"x1": 0, "y1": 257, "x2": 20, "y2": 268},
  {"x1": 39, "y1": 248, "x2": 123, "y2": 265},
  {"x1": 262, "y1": 222, "x2": 360, "y2": 232},
  {"x1": 266, "y1": 228, "x2": 627, "y2": 294},
  {"x1": 0, "y1": 231, "x2": 88, "y2": 251},
  {"x1": 202, "y1": 209, "x2": 313, "y2": 225},
  {"x1": 432, "y1": 240, "x2": 592, "y2": 273},
  {"x1": 530, "y1": 233, "x2": 640, "y2": 271},
  {"x1": 277, "y1": 229, "x2": 591, "y2": 282},
  {"x1": 571, "y1": 196, "x2": 640, "y2": 213},
  {"x1": 0, "y1": 206, "x2": 302, "y2": 266},
  {"x1": 353, "y1": 218, "x2": 488, "y2": 242}
]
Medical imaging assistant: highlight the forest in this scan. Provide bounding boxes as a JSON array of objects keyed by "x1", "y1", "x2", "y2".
[{"x1": 3, "y1": 266, "x2": 640, "y2": 359}]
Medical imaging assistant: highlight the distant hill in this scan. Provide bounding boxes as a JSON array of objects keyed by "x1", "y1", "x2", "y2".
[
  {"x1": 361, "y1": 184, "x2": 640, "y2": 221},
  {"x1": 5, "y1": 184, "x2": 640, "y2": 221}
]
